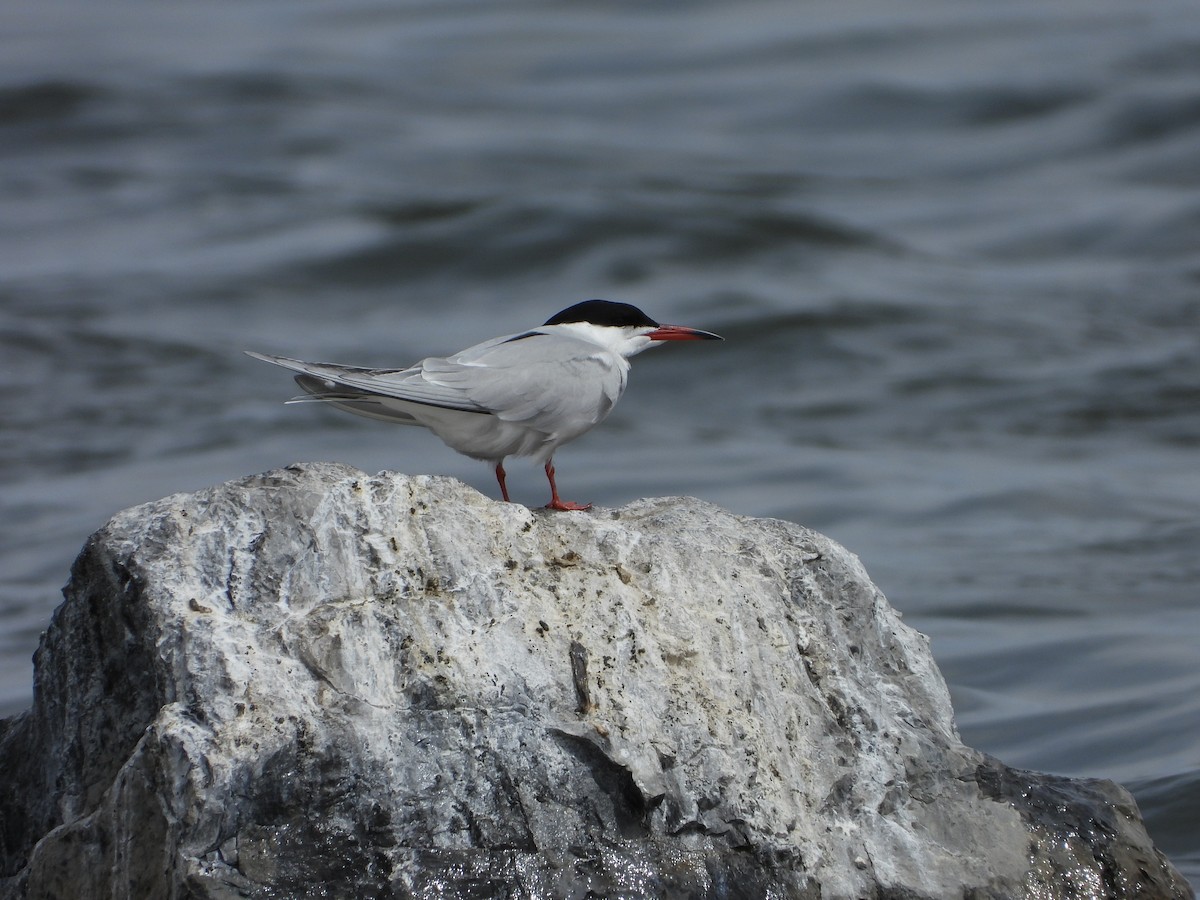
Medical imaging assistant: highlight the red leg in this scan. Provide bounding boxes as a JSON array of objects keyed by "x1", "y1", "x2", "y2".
[
  {"x1": 494, "y1": 461, "x2": 511, "y2": 502},
  {"x1": 544, "y1": 460, "x2": 590, "y2": 511}
]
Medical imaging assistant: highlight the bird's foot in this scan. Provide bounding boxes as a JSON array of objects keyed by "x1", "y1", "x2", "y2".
[
  {"x1": 545, "y1": 499, "x2": 592, "y2": 512},
  {"x1": 542, "y1": 460, "x2": 590, "y2": 511}
]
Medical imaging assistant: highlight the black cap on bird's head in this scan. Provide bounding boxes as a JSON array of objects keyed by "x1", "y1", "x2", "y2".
[{"x1": 543, "y1": 300, "x2": 660, "y2": 329}]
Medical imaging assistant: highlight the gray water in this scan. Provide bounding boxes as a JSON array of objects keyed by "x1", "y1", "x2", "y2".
[{"x1": 2, "y1": 0, "x2": 1198, "y2": 884}]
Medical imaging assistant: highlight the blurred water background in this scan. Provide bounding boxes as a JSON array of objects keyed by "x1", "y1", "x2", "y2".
[{"x1": 2, "y1": 0, "x2": 1198, "y2": 883}]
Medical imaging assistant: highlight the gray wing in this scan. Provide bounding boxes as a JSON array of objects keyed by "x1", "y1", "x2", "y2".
[
  {"x1": 245, "y1": 350, "x2": 490, "y2": 424},
  {"x1": 247, "y1": 331, "x2": 625, "y2": 434},
  {"x1": 425, "y1": 331, "x2": 626, "y2": 433}
]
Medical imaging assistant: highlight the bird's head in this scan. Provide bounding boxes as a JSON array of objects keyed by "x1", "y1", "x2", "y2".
[{"x1": 542, "y1": 299, "x2": 723, "y2": 357}]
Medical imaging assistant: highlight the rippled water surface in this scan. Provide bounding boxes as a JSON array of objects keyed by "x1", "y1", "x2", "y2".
[{"x1": 3, "y1": 0, "x2": 1198, "y2": 883}]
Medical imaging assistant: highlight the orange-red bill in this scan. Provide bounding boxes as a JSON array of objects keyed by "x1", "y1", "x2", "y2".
[{"x1": 645, "y1": 324, "x2": 724, "y2": 341}]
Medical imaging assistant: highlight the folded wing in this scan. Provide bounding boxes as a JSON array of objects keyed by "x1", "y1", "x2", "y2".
[{"x1": 246, "y1": 330, "x2": 625, "y2": 439}]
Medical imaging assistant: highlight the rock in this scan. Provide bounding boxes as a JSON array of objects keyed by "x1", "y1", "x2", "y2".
[{"x1": 0, "y1": 461, "x2": 1190, "y2": 899}]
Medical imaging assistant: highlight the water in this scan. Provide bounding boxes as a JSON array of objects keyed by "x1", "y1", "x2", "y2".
[{"x1": 2, "y1": 0, "x2": 1198, "y2": 884}]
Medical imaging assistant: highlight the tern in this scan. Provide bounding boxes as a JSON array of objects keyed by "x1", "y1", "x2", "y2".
[{"x1": 247, "y1": 299, "x2": 722, "y2": 510}]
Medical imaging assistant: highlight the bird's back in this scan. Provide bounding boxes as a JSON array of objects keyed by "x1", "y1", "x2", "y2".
[{"x1": 252, "y1": 330, "x2": 630, "y2": 462}]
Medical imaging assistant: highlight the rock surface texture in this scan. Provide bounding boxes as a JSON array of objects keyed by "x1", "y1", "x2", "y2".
[{"x1": 0, "y1": 462, "x2": 1190, "y2": 899}]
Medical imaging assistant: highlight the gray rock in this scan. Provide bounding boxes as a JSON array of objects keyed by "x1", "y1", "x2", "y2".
[{"x1": 0, "y1": 462, "x2": 1190, "y2": 899}]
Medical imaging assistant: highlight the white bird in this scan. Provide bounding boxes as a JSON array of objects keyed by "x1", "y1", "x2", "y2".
[{"x1": 247, "y1": 299, "x2": 722, "y2": 510}]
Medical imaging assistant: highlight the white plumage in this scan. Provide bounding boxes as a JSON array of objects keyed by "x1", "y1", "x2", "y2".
[{"x1": 248, "y1": 299, "x2": 721, "y2": 509}]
